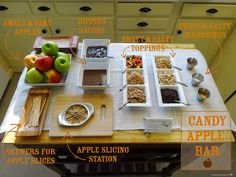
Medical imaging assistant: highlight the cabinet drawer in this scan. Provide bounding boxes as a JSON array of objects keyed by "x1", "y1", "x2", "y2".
[
  {"x1": 181, "y1": 3, "x2": 236, "y2": 18},
  {"x1": 117, "y1": 31, "x2": 168, "y2": 43},
  {"x1": 31, "y1": 2, "x2": 56, "y2": 14},
  {"x1": 117, "y1": 3, "x2": 173, "y2": 16},
  {"x1": 117, "y1": 18, "x2": 169, "y2": 30},
  {"x1": 0, "y1": 2, "x2": 31, "y2": 14},
  {"x1": 56, "y1": 2, "x2": 113, "y2": 15},
  {"x1": 49, "y1": 16, "x2": 114, "y2": 41}
]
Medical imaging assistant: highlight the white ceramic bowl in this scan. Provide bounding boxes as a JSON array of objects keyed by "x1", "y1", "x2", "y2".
[
  {"x1": 152, "y1": 54, "x2": 187, "y2": 107},
  {"x1": 81, "y1": 39, "x2": 110, "y2": 62},
  {"x1": 77, "y1": 61, "x2": 111, "y2": 90}
]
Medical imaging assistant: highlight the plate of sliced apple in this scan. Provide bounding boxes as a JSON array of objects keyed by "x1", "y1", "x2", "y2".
[{"x1": 24, "y1": 41, "x2": 72, "y2": 86}]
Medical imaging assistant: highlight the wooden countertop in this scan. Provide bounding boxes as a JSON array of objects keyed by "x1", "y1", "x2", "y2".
[{"x1": 2, "y1": 130, "x2": 235, "y2": 144}]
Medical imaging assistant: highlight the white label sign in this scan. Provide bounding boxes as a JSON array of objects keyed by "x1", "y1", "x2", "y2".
[{"x1": 144, "y1": 117, "x2": 173, "y2": 133}]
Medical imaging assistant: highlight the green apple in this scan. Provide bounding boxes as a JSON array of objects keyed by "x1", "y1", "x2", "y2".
[
  {"x1": 41, "y1": 41, "x2": 59, "y2": 56},
  {"x1": 38, "y1": 52, "x2": 45, "y2": 57},
  {"x1": 54, "y1": 56, "x2": 70, "y2": 73},
  {"x1": 57, "y1": 52, "x2": 70, "y2": 62},
  {"x1": 25, "y1": 67, "x2": 44, "y2": 84}
]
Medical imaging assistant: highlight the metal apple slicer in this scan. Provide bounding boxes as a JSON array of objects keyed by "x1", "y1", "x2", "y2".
[{"x1": 58, "y1": 103, "x2": 94, "y2": 126}]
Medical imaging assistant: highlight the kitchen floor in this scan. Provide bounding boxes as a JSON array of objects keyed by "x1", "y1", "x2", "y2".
[{"x1": 0, "y1": 73, "x2": 235, "y2": 177}]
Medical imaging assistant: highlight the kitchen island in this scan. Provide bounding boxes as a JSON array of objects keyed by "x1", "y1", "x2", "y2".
[{"x1": 1, "y1": 43, "x2": 235, "y2": 176}]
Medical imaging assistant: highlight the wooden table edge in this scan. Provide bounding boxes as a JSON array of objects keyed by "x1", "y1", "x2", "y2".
[{"x1": 1, "y1": 130, "x2": 235, "y2": 144}]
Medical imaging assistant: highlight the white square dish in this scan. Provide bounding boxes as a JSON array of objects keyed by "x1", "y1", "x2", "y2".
[
  {"x1": 24, "y1": 54, "x2": 72, "y2": 87},
  {"x1": 77, "y1": 61, "x2": 111, "y2": 90},
  {"x1": 122, "y1": 54, "x2": 151, "y2": 107},
  {"x1": 152, "y1": 54, "x2": 187, "y2": 107},
  {"x1": 81, "y1": 39, "x2": 110, "y2": 62}
]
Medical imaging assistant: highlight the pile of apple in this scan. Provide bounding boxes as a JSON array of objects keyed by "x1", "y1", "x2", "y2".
[{"x1": 24, "y1": 41, "x2": 70, "y2": 84}]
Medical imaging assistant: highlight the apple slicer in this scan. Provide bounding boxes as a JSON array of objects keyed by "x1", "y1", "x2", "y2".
[{"x1": 58, "y1": 103, "x2": 94, "y2": 126}]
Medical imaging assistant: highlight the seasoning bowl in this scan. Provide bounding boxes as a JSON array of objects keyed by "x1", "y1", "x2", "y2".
[
  {"x1": 77, "y1": 61, "x2": 111, "y2": 90},
  {"x1": 197, "y1": 88, "x2": 210, "y2": 102},
  {"x1": 81, "y1": 39, "x2": 110, "y2": 62},
  {"x1": 186, "y1": 57, "x2": 198, "y2": 70},
  {"x1": 191, "y1": 73, "x2": 204, "y2": 86}
]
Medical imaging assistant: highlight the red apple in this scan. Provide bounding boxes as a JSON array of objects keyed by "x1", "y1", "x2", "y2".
[
  {"x1": 35, "y1": 56, "x2": 54, "y2": 72},
  {"x1": 45, "y1": 69, "x2": 62, "y2": 83}
]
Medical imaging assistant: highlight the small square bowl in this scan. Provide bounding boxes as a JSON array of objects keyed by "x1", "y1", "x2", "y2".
[
  {"x1": 158, "y1": 85, "x2": 187, "y2": 107},
  {"x1": 77, "y1": 61, "x2": 110, "y2": 90},
  {"x1": 123, "y1": 85, "x2": 151, "y2": 107},
  {"x1": 154, "y1": 55, "x2": 173, "y2": 70},
  {"x1": 81, "y1": 39, "x2": 110, "y2": 62}
]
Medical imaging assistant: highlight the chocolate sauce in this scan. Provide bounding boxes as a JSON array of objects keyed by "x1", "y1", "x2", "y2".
[
  {"x1": 86, "y1": 46, "x2": 107, "y2": 58},
  {"x1": 82, "y1": 70, "x2": 107, "y2": 86}
]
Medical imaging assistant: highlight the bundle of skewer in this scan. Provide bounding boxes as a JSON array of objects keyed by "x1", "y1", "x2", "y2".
[
  {"x1": 24, "y1": 94, "x2": 47, "y2": 127},
  {"x1": 16, "y1": 88, "x2": 51, "y2": 136}
]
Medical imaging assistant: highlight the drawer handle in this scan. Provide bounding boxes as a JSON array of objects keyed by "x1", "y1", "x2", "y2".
[
  {"x1": 42, "y1": 29, "x2": 47, "y2": 34},
  {"x1": 177, "y1": 30, "x2": 182, "y2": 35},
  {"x1": 55, "y1": 29, "x2": 60, "y2": 34},
  {"x1": 206, "y1": 8, "x2": 218, "y2": 14},
  {"x1": 80, "y1": 6, "x2": 92, "y2": 11},
  {"x1": 139, "y1": 7, "x2": 151, "y2": 13},
  {"x1": 137, "y1": 38, "x2": 146, "y2": 43},
  {"x1": 0, "y1": 5, "x2": 8, "y2": 11},
  {"x1": 137, "y1": 22, "x2": 149, "y2": 27},
  {"x1": 38, "y1": 6, "x2": 50, "y2": 11}
]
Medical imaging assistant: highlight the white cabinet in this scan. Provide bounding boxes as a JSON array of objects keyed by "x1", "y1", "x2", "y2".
[
  {"x1": 0, "y1": 16, "x2": 50, "y2": 71},
  {"x1": 49, "y1": 16, "x2": 114, "y2": 40},
  {"x1": 173, "y1": 3, "x2": 236, "y2": 64},
  {"x1": 173, "y1": 19, "x2": 234, "y2": 64},
  {"x1": 212, "y1": 26, "x2": 236, "y2": 100},
  {"x1": 180, "y1": 3, "x2": 236, "y2": 18},
  {"x1": 53, "y1": 2, "x2": 114, "y2": 41},
  {"x1": 226, "y1": 94, "x2": 236, "y2": 124},
  {"x1": 116, "y1": 2, "x2": 175, "y2": 43},
  {"x1": 0, "y1": 65, "x2": 10, "y2": 100},
  {"x1": 0, "y1": 1, "x2": 236, "y2": 73}
]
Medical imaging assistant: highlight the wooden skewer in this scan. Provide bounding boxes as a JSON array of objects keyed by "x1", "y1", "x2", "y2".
[
  {"x1": 35, "y1": 97, "x2": 47, "y2": 127},
  {"x1": 24, "y1": 95, "x2": 48, "y2": 127}
]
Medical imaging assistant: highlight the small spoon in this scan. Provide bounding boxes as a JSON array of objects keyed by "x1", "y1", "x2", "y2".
[
  {"x1": 119, "y1": 79, "x2": 133, "y2": 92},
  {"x1": 174, "y1": 100, "x2": 191, "y2": 106},
  {"x1": 118, "y1": 98, "x2": 134, "y2": 110},
  {"x1": 173, "y1": 65, "x2": 182, "y2": 71},
  {"x1": 176, "y1": 81, "x2": 188, "y2": 87},
  {"x1": 118, "y1": 102, "x2": 129, "y2": 110},
  {"x1": 122, "y1": 67, "x2": 128, "y2": 74},
  {"x1": 97, "y1": 82, "x2": 113, "y2": 88}
]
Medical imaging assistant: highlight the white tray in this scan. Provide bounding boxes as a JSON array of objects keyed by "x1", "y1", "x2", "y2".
[
  {"x1": 24, "y1": 54, "x2": 72, "y2": 86},
  {"x1": 122, "y1": 54, "x2": 151, "y2": 107},
  {"x1": 152, "y1": 54, "x2": 187, "y2": 107}
]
